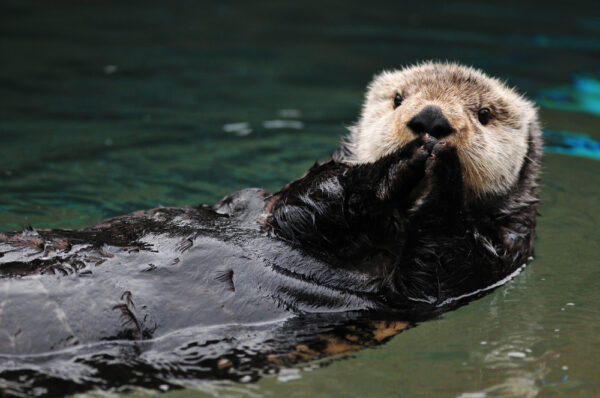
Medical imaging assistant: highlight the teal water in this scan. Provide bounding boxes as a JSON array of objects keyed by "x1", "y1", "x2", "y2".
[{"x1": 1, "y1": 1, "x2": 599, "y2": 397}]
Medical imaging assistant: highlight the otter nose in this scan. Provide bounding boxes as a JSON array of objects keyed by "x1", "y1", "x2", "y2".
[{"x1": 407, "y1": 105, "x2": 454, "y2": 138}]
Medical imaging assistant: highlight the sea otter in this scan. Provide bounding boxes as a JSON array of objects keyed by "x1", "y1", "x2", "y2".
[
  {"x1": 0, "y1": 62, "x2": 541, "y2": 395},
  {"x1": 265, "y1": 62, "x2": 542, "y2": 305}
]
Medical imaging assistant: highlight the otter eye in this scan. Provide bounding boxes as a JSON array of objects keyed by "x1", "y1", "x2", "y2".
[
  {"x1": 393, "y1": 93, "x2": 403, "y2": 109},
  {"x1": 478, "y1": 108, "x2": 491, "y2": 125}
]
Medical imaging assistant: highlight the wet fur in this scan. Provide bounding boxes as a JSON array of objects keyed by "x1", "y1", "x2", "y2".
[
  {"x1": 0, "y1": 62, "x2": 542, "y2": 395},
  {"x1": 267, "y1": 62, "x2": 542, "y2": 304}
]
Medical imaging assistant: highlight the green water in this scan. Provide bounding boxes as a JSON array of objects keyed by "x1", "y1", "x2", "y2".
[{"x1": 1, "y1": 1, "x2": 599, "y2": 397}]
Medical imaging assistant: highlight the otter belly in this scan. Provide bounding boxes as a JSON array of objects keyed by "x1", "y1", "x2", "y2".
[
  {"x1": 0, "y1": 191, "x2": 380, "y2": 356},
  {"x1": 0, "y1": 236, "x2": 289, "y2": 354}
]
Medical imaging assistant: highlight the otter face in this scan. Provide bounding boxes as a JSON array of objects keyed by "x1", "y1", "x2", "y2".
[{"x1": 346, "y1": 62, "x2": 539, "y2": 197}]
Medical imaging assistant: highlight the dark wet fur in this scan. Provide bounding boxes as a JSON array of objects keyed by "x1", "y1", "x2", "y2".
[
  {"x1": 268, "y1": 130, "x2": 542, "y2": 306},
  {"x1": 0, "y1": 128, "x2": 541, "y2": 396}
]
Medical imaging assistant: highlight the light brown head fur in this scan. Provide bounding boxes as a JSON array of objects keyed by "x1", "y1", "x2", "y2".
[{"x1": 344, "y1": 62, "x2": 540, "y2": 197}]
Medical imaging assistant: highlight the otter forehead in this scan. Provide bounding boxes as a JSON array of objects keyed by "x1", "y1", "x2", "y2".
[{"x1": 346, "y1": 62, "x2": 539, "y2": 197}]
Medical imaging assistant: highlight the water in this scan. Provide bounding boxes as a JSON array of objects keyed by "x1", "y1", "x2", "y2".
[{"x1": 1, "y1": 0, "x2": 599, "y2": 396}]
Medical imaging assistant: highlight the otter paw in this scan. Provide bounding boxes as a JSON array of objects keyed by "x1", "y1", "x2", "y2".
[
  {"x1": 432, "y1": 140, "x2": 456, "y2": 157},
  {"x1": 426, "y1": 141, "x2": 458, "y2": 168},
  {"x1": 421, "y1": 133, "x2": 439, "y2": 154},
  {"x1": 412, "y1": 144, "x2": 431, "y2": 164},
  {"x1": 417, "y1": 140, "x2": 464, "y2": 209},
  {"x1": 425, "y1": 141, "x2": 463, "y2": 189},
  {"x1": 405, "y1": 134, "x2": 438, "y2": 165}
]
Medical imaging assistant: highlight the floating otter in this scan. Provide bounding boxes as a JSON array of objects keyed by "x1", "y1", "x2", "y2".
[
  {"x1": 267, "y1": 62, "x2": 542, "y2": 304},
  {"x1": 0, "y1": 62, "x2": 541, "y2": 396}
]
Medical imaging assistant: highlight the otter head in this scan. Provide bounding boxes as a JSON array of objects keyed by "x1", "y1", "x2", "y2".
[{"x1": 343, "y1": 62, "x2": 541, "y2": 197}]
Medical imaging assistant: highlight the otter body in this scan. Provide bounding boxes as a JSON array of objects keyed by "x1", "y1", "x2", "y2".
[
  {"x1": 0, "y1": 63, "x2": 542, "y2": 395},
  {"x1": 0, "y1": 190, "x2": 384, "y2": 353},
  {"x1": 267, "y1": 62, "x2": 541, "y2": 307},
  {"x1": 267, "y1": 134, "x2": 540, "y2": 306}
]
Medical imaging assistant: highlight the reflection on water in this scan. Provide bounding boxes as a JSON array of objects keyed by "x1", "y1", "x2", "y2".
[
  {"x1": 541, "y1": 71, "x2": 600, "y2": 160},
  {"x1": 539, "y1": 72, "x2": 600, "y2": 116},
  {"x1": 543, "y1": 130, "x2": 600, "y2": 160},
  {"x1": 1, "y1": 0, "x2": 599, "y2": 397}
]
